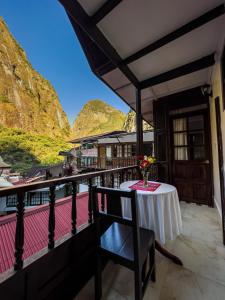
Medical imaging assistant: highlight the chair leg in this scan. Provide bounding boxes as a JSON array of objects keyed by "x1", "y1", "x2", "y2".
[
  {"x1": 134, "y1": 269, "x2": 142, "y2": 300},
  {"x1": 149, "y1": 244, "x2": 156, "y2": 282},
  {"x1": 142, "y1": 258, "x2": 147, "y2": 282},
  {"x1": 95, "y1": 251, "x2": 102, "y2": 300}
]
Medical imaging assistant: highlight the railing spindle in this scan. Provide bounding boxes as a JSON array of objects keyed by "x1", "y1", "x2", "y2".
[
  {"x1": 125, "y1": 169, "x2": 129, "y2": 181},
  {"x1": 100, "y1": 175, "x2": 105, "y2": 211},
  {"x1": 88, "y1": 178, "x2": 93, "y2": 223},
  {"x1": 71, "y1": 181, "x2": 77, "y2": 234},
  {"x1": 48, "y1": 185, "x2": 56, "y2": 249},
  {"x1": 14, "y1": 191, "x2": 25, "y2": 271},
  {"x1": 110, "y1": 173, "x2": 114, "y2": 188}
]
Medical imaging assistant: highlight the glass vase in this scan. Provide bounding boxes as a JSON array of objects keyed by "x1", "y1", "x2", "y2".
[{"x1": 143, "y1": 172, "x2": 149, "y2": 187}]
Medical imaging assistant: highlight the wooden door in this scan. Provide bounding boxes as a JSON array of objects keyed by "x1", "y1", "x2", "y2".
[
  {"x1": 98, "y1": 146, "x2": 106, "y2": 168},
  {"x1": 170, "y1": 111, "x2": 212, "y2": 206}
]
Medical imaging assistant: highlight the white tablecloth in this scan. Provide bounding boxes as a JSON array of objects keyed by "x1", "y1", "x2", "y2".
[{"x1": 120, "y1": 181, "x2": 182, "y2": 244}]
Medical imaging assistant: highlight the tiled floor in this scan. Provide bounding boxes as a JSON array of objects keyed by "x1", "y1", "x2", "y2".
[{"x1": 75, "y1": 202, "x2": 225, "y2": 299}]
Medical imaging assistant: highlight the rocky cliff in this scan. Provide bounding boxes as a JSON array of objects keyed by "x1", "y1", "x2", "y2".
[
  {"x1": 0, "y1": 17, "x2": 70, "y2": 137},
  {"x1": 123, "y1": 110, "x2": 152, "y2": 132},
  {"x1": 72, "y1": 100, "x2": 126, "y2": 139}
]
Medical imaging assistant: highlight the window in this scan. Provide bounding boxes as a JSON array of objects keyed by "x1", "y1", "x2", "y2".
[
  {"x1": 106, "y1": 146, "x2": 112, "y2": 158},
  {"x1": 117, "y1": 145, "x2": 123, "y2": 157},
  {"x1": 172, "y1": 114, "x2": 206, "y2": 161},
  {"x1": 124, "y1": 145, "x2": 132, "y2": 157}
]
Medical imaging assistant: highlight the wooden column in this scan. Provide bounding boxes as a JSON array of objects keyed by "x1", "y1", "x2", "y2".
[
  {"x1": 136, "y1": 88, "x2": 143, "y2": 156},
  {"x1": 71, "y1": 181, "x2": 77, "y2": 235},
  {"x1": 48, "y1": 186, "x2": 56, "y2": 249},
  {"x1": 88, "y1": 178, "x2": 93, "y2": 223},
  {"x1": 14, "y1": 192, "x2": 25, "y2": 270}
]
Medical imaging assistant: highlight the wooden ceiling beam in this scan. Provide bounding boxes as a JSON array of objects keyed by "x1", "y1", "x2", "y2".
[
  {"x1": 124, "y1": 4, "x2": 225, "y2": 65},
  {"x1": 140, "y1": 54, "x2": 215, "y2": 89},
  {"x1": 91, "y1": 0, "x2": 122, "y2": 24},
  {"x1": 59, "y1": 0, "x2": 140, "y2": 88}
]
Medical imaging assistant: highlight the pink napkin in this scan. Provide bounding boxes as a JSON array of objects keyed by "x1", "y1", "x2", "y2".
[{"x1": 129, "y1": 181, "x2": 161, "y2": 192}]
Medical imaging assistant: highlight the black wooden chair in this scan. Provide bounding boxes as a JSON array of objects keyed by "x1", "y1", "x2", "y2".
[{"x1": 91, "y1": 186, "x2": 155, "y2": 300}]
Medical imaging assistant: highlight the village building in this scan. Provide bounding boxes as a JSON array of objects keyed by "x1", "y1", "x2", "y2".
[{"x1": 68, "y1": 130, "x2": 154, "y2": 171}]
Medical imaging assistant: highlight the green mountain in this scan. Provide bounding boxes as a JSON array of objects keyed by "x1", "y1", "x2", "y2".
[
  {"x1": 123, "y1": 110, "x2": 152, "y2": 132},
  {"x1": 0, "y1": 126, "x2": 71, "y2": 174},
  {"x1": 72, "y1": 100, "x2": 126, "y2": 139},
  {"x1": 0, "y1": 17, "x2": 70, "y2": 138}
]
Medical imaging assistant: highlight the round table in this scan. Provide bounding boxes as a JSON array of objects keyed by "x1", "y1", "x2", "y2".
[{"x1": 120, "y1": 180, "x2": 183, "y2": 265}]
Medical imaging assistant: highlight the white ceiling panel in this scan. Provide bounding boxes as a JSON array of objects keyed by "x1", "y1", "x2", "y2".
[
  {"x1": 128, "y1": 16, "x2": 225, "y2": 81},
  {"x1": 97, "y1": 0, "x2": 224, "y2": 58},
  {"x1": 116, "y1": 84, "x2": 136, "y2": 109},
  {"x1": 166, "y1": 68, "x2": 210, "y2": 92},
  {"x1": 102, "y1": 68, "x2": 130, "y2": 89},
  {"x1": 78, "y1": 0, "x2": 107, "y2": 16}
]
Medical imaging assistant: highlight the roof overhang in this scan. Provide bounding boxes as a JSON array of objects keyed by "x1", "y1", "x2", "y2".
[
  {"x1": 59, "y1": 0, "x2": 225, "y2": 125},
  {"x1": 97, "y1": 130, "x2": 154, "y2": 144},
  {"x1": 70, "y1": 130, "x2": 127, "y2": 144}
]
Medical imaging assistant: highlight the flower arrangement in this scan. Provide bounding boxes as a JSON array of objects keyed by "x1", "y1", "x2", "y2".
[{"x1": 137, "y1": 155, "x2": 156, "y2": 186}]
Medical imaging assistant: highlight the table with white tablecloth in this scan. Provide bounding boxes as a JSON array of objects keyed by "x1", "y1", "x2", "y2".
[{"x1": 120, "y1": 180, "x2": 183, "y2": 265}]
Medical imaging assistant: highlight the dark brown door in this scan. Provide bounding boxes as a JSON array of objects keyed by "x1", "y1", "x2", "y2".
[{"x1": 170, "y1": 111, "x2": 212, "y2": 205}]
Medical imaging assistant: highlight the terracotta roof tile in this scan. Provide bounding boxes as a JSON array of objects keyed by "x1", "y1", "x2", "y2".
[{"x1": 0, "y1": 192, "x2": 89, "y2": 273}]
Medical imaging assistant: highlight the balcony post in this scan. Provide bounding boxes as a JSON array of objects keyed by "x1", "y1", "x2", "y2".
[
  {"x1": 14, "y1": 191, "x2": 25, "y2": 270},
  {"x1": 48, "y1": 185, "x2": 56, "y2": 249},
  {"x1": 88, "y1": 178, "x2": 93, "y2": 223},
  {"x1": 136, "y1": 88, "x2": 143, "y2": 156},
  {"x1": 71, "y1": 181, "x2": 77, "y2": 234}
]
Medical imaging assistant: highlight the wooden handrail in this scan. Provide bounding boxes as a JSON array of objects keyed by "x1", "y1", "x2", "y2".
[
  {"x1": 0, "y1": 165, "x2": 138, "y2": 197},
  {"x1": 0, "y1": 165, "x2": 138, "y2": 272}
]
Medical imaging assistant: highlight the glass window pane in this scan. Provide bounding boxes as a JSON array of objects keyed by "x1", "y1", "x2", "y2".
[
  {"x1": 189, "y1": 132, "x2": 204, "y2": 145},
  {"x1": 174, "y1": 133, "x2": 188, "y2": 146},
  {"x1": 174, "y1": 147, "x2": 188, "y2": 160},
  {"x1": 117, "y1": 145, "x2": 122, "y2": 157},
  {"x1": 192, "y1": 147, "x2": 205, "y2": 160},
  {"x1": 173, "y1": 118, "x2": 186, "y2": 132},
  {"x1": 188, "y1": 115, "x2": 204, "y2": 130},
  {"x1": 106, "y1": 147, "x2": 112, "y2": 157}
]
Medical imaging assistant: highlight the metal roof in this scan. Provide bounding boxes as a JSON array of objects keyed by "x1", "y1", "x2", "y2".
[
  {"x1": 70, "y1": 130, "x2": 127, "y2": 144},
  {"x1": 59, "y1": 0, "x2": 225, "y2": 125},
  {"x1": 0, "y1": 192, "x2": 89, "y2": 273}
]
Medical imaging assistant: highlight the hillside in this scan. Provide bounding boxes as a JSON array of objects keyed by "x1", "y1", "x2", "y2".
[
  {"x1": 123, "y1": 110, "x2": 152, "y2": 132},
  {"x1": 72, "y1": 100, "x2": 126, "y2": 139},
  {"x1": 0, "y1": 126, "x2": 71, "y2": 174},
  {"x1": 0, "y1": 17, "x2": 70, "y2": 138}
]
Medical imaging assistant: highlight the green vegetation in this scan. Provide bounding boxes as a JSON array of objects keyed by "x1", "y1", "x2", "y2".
[
  {"x1": 0, "y1": 126, "x2": 71, "y2": 174},
  {"x1": 0, "y1": 95, "x2": 11, "y2": 103}
]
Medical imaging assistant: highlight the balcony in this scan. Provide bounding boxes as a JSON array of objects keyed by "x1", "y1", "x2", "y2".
[
  {"x1": 0, "y1": 166, "x2": 138, "y2": 299},
  {"x1": 76, "y1": 156, "x2": 137, "y2": 171},
  {"x1": 0, "y1": 164, "x2": 224, "y2": 299}
]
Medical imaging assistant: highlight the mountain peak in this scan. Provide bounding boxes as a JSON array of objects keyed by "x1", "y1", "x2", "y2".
[{"x1": 72, "y1": 99, "x2": 126, "y2": 139}]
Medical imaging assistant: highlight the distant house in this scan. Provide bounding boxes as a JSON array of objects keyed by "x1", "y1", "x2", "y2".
[{"x1": 69, "y1": 130, "x2": 154, "y2": 170}]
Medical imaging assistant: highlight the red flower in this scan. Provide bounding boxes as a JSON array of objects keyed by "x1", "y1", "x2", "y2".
[{"x1": 140, "y1": 160, "x2": 149, "y2": 168}]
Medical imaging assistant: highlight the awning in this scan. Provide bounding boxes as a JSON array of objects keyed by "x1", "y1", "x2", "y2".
[{"x1": 59, "y1": 0, "x2": 225, "y2": 125}]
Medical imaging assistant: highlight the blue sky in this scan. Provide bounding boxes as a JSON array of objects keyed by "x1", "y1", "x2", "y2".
[{"x1": 0, "y1": 0, "x2": 129, "y2": 125}]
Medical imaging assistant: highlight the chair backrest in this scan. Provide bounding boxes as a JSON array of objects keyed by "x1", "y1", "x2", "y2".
[{"x1": 91, "y1": 186, "x2": 141, "y2": 263}]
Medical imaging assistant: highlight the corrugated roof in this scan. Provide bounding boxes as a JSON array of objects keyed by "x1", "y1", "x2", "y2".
[{"x1": 0, "y1": 192, "x2": 89, "y2": 273}]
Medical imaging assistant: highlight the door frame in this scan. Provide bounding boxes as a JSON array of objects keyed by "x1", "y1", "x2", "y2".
[{"x1": 215, "y1": 96, "x2": 225, "y2": 244}]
